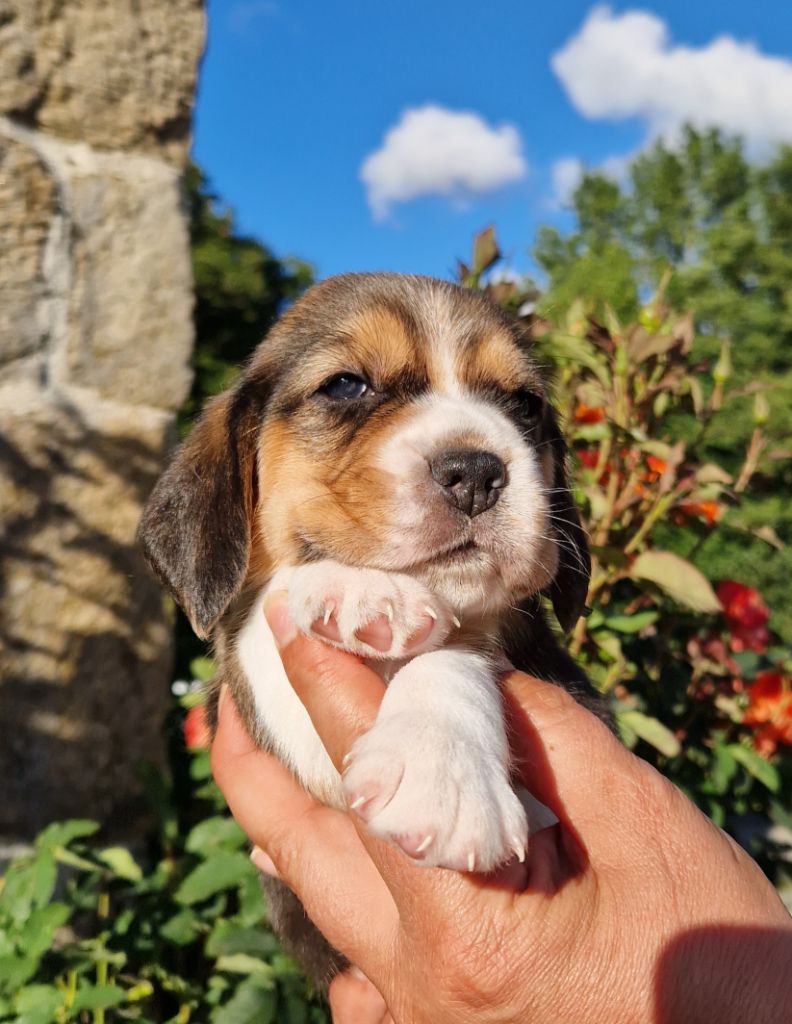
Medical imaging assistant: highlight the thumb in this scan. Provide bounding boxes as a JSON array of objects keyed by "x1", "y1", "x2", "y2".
[{"x1": 504, "y1": 671, "x2": 671, "y2": 862}]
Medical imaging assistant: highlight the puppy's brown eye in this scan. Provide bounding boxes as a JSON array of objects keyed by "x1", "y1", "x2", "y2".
[
  {"x1": 319, "y1": 374, "x2": 371, "y2": 401},
  {"x1": 514, "y1": 389, "x2": 544, "y2": 422}
]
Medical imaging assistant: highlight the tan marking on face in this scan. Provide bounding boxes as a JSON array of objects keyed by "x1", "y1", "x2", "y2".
[
  {"x1": 461, "y1": 330, "x2": 543, "y2": 394},
  {"x1": 341, "y1": 306, "x2": 422, "y2": 387},
  {"x1": 256, "y1": 400, "x2": 421, "y2": 570}
]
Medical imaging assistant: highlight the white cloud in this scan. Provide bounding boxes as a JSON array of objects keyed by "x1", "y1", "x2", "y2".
[
  {"x1": 551, "y1": 157, "x2": 584, "y2": 207},
  {"x1": 552, "y1": 6, "x2": 792, "y2": 149},
  {"x1": 360, "y1": 105, "x2": 528, "y2": 220}
]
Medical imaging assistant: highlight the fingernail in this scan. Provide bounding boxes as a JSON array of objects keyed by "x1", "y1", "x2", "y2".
[
  {"x1": 263, "y1": 591, "x2": 297, "y2": 649},
  {"x1": 250, "y1": 846, "x2": 279, "y2": 877}
]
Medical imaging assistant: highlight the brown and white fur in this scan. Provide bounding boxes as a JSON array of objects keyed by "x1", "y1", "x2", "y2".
[{"x1": 139, "y1": 273, "x2": 606, "y2": 983}]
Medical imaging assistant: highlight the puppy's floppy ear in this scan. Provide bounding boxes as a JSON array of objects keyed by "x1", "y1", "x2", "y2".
[
  {"x1": 542, "y1": 410, "x2": 591, "y2": 633},
  {"x1": 139, "y1": 379, "x2": 266, "y2": 639}
]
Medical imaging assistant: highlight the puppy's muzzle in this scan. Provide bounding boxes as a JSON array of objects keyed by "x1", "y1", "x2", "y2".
[{"x1": 429, "y1": 448, "x2": 506, "y2": 518}]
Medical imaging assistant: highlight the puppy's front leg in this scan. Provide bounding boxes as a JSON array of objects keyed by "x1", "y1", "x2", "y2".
[
  {"x1": 269, "y1": 561, "x2": 456, "y2": 660},
  {"x1": 343, "y1": 649, "x2": 529, "y2": 873}
]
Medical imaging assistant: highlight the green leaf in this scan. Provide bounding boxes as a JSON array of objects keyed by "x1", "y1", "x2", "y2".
[
  {"x1": 726, "y1": 744, "x2": 780, "y2": 792},
  {"x1": 71, "y1": 984, "x2": 126, "y2": 1012},
  {"x1": 161, "y1": 909, "x2": 202, "y2": 946},
  {"x1": 186, "y1": 817, "x2": 247, "y2": 857},
  {"x1": 618, "y1": 711, "x2": 681, "y2": 757},
  {"x1": 190, "y1": 749, "x2": 213, "y2": 781},
  {"x1": 175, "y1": 853, "x2": 254, "y2": 905},
  {"x1": 630, "y1": 550, "x2": 722, "y2": 613},
  {"x1": 17, "y1": 903, "x2": 70, "y2": 959},
  {"x1": 708, "y1": 745, "x2": 738, "y2": 795},
  {"x1": 211, "y1": 978, "x2": 276, "y2": 1024},
  {"x1": 216, "y1": 953, "x2": 273, "y2": 977},
  {"x1": 13, "y1": 983, "x2": 63, "y2": 1024},
  {"x1": 35, "y1": 820, "x2": 99, "y2": 851},
  {"x1": 237, "y1": 871, "x2": 268, "y2": 925},
  {"x1": 97, "y1": 847, "x2": 143, "y2": 882},
  {"x1": 206, "y1": 922, "x2": 280, "y2": 959},
  {"x1": 603, "y1": 611, "x2": 658, "y2": 633},
  {"x1": 0, "y1": 852, "x2": 56, "y2": 922},
  {"x1": 190, "y1": 656, "x2": 217, "y2": 682},
  {"x1": 53, "y1": 847, "x2": 101, "y2": 872},
  {"x1": 0, "y1": 954, "x2": 37, "y2": 991}
]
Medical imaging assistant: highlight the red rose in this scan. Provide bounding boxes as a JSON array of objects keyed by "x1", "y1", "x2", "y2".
[
  {"x1": 184, "y1": 704, "x2": 210, "y2": 749},
  {"x1": 578, "y1": 448, "x2": 599, "y2": 469},
  {"x1": 717, "y1": 580, "x2": 770, "y2": 630}
]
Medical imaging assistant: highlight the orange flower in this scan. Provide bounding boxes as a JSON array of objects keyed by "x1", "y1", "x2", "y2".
[
  {"x1": 675, "y1": 500, "x2": 722, "y2": 526},
  {"x1": 743, "y1": 671, "x2": 792, "y2": 755},
  {"x1": 645, "y1": 454, "x2": 668, "y2": 477},
  {"x1": 184, "y1": 704, "x2": 210, "y2": 749},
  {"x1": 574, "y1": 404, "x2": 605, "y2": 424}
]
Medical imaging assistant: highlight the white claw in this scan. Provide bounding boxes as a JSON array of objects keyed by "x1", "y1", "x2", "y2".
[
  {"x1": 467, "y1": 851, "x2": 476, "y2": 872},
  {"x1": 385, "y1": 601, "x2": 394, "y2": 623},
  {"x1": 451, "y1": 615, "x2": 462, "y2": 629},
  {"x1": 349, "y1": 795, "x2": 367, "y2": 811},
  {"x1": 423, "y1": 605, "x2": 438, "y2": 621},
  {"x1": 342, "y1": 751, "x2": 353, "y2": 767},
  {"x1": 322, "y1": 604, "x2": 333, "y2": 626},
  {"x1": 415, "y1": 834, "x2": 434, "y2": 855},
  {"x1": 513, "y1": 839, "x2": 526, "y2": 863}
]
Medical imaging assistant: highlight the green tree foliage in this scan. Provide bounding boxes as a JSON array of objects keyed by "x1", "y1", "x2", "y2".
[
  {"x1": 534, "y1": 127, "x2": 792, "y2": 640},
  {"x1": 183, "y1": 163, "x2": 313, "y2": 428}
]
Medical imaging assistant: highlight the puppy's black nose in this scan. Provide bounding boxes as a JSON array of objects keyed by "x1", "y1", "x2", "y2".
[{"x1": 429, "y1": 449, "x2": 506, "y2": 518}]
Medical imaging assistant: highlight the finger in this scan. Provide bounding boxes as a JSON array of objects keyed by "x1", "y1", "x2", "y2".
[
  {"x1": 264, "y1": 592, "x2": 386, "y2": 769},
  {"x1": 504, "y1": 671, "x2": 671, "y2": 863},
  {"x1": 328, "y1": 971, "x2": 391, "y2": 1024},
  {"x1": 211, "y1": 688, "x2": 399, "y2": 967}
]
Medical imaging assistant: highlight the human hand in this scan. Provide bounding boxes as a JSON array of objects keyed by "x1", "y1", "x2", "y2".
[{"x1": 211, "y1": 593, "x2": 792, "y2": 1024}]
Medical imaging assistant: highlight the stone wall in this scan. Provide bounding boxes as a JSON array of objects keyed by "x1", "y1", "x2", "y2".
[{"x1": 0, "y1": 0, "x2": 205, "y2": 838}]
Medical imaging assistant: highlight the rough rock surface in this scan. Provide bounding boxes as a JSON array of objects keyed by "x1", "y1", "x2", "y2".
[
  {"x1": 0, "y1": 0, "x2": 204, "y2": 163},
  {"x1": 0, "y1": 1, "x2": 204, "y2": 838}
]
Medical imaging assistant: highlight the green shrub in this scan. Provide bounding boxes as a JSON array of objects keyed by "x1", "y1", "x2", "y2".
[
  {"x1": 463, "y1": 228, "x2": 792, "y2": 879},
  {"x1": 0, "y1": 696, "x2": 328, "y2": 1023}
]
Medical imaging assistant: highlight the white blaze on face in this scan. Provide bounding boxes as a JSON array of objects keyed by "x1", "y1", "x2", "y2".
[{"x1": 375, "y1": 387, "x2": 556, "y2": 611}]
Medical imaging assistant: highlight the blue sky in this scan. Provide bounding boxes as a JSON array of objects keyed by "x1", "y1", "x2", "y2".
[{"x1": 193, "y1": 1, "x2": 792, "y2": 281}]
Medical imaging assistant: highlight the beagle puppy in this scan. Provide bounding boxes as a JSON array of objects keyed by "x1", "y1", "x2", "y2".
[{"x1": 140, "y1": 273, "x2": 606, "y2": 982}]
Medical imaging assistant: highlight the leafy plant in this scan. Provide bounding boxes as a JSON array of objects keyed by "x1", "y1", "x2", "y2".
[
  {"x1": 462, "y1": 228, "x2": 792, "y2": 880},
  {"x1": 534, "y1": 127, "x2": 792, "y2": 641},
  {"x1": 0, "y1": 686, "x2": 328, "y2": 1023}
]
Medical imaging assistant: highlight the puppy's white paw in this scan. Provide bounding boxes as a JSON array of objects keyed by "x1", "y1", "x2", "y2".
[
  {"x1": 343, "y1": 712, "x2": 528, "y2": 873},
  {"x1": 271, "y1": 562, "x2": 456, "y2": 659}
]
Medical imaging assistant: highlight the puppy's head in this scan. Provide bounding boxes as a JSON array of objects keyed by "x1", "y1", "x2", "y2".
[{"x1": 140, "y1": 274, "x2": 589, "y2": 638}]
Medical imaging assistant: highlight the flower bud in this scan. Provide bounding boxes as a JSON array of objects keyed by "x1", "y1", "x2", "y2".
[
  {"x1": 753, "y1": 392, "x2": 769, "y2": 427},
  {"x1": 712, "y1": 340, "x2": 732, "y2": 384}
]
